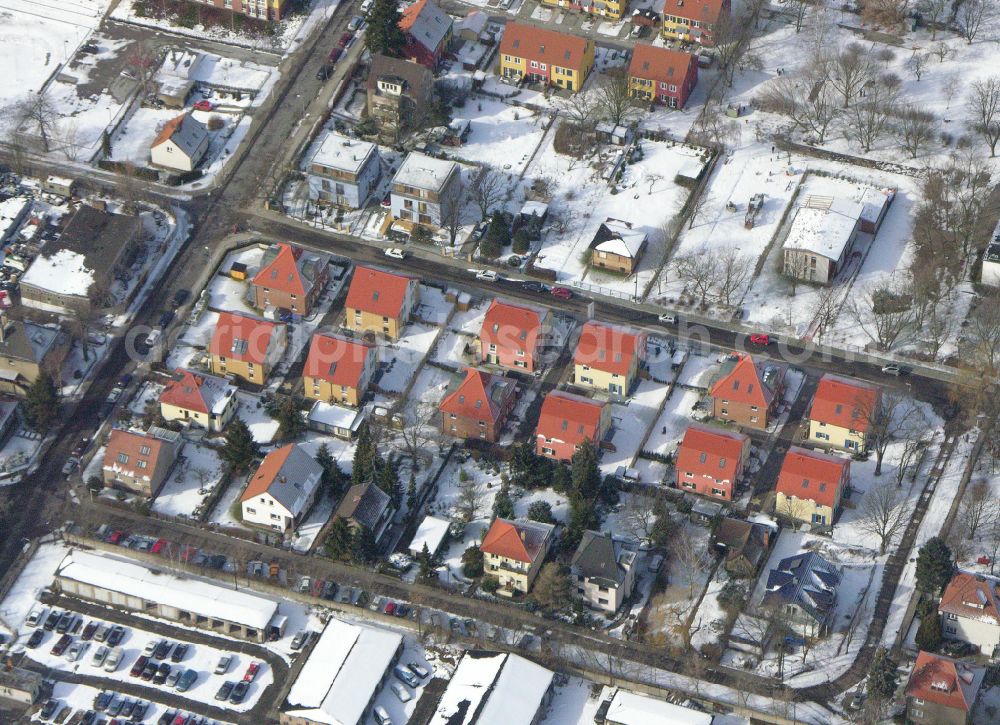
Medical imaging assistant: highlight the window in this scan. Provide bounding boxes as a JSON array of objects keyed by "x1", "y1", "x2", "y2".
[
  {"x1": 137, "y1": 460, "x2": 148, "y2": 470},
  {"x1": 245, "y1": 507, "x2": 256, "y2": 514},
  {"x1": 139, "y1": 445, "x2": 151, "y2": 456},
  {"x1": 912, "y1": 698, "x2": 924, "y2": 706},
  {"x1": 945, "y1": 625, "x2": 957, "y2": 634},
  {"x1": 711, "y1": 487, "x2": 725, "y2": 496},
  {"x1": 117, "y1": 453, "x2": 129, "y2": 464},
  {"x1": 910, "y1": 709, "x2": 923, "y2": 719},
  {"x1": 270, "y1": 513, "x2": 280, "y2": 521},
  {"x1": 530, "y1": 60, "x2": 538, "y2": 68},
  {"x1": 684, "y1": 471, "x2": 693, "y2": 478}
]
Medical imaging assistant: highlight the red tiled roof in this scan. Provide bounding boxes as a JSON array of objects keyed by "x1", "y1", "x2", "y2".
[
  {"x1": 303, "y1": 333, "x2": 373, "y2": 389},
  {"x1": 399, "y1": 0, "x2": 427, "y2": 31},
  {"x1": 439, "y1": 368, "x2": 513, "y2": 423},
  {"x1": 775, "y1": 446, "x2": 849, "y2": 509},
  {"x1": 345, "y1": 265, "x2": 415, "y2": 319},
  {"x1": 664, "y1": 0, "x2": 728, "y2": 24},
  {"x1": 103, "y1": 429, "x2": 170, "y2": 479},
  {"x1": 499, "y1": 22, "x2": 590, "y2": 69},
  {"x1": 628, "y1": 44, "x2": 696, "y2": 86},
  {"x1": 939, "y1": 572, "x2": 1000, "y2": 626},
  {"x1": 535, "y1": 391, "x2": 606, "y2": 446},
  {"x1": 160, "y1": 369, "x2": 211, "y2": 415},
  {"x1": 480, "y1": 299, "x2": 545, "y2": 356},
  {"x1": 480, "y1": 518, "x2": 531, "y2": 562},
  {"x1": 574, "y1": 322, "x2": 643, "y2": 377},
  {"x1": 809, "y1": 374, "x2": 880, "y2": 433},
  {"x1": 905, "y1": 651, "x2": 983, "y2": 714},
  {"x1": 252, "y1": 243, "x2": 306, "y2": 297},
  {"x1": 709, "y1": 353, "x2": 776, "y2": 408},
  {"x1": 242, "y1": 444, "x2": 295, "y2": 502},
  {"x1": 676, "y1": 423, "x2": 748, "y2": 482},
  {"x1": 209, "y1": 312, "x2": 281, "y2": 365},
  {"x1": 151, "y1": 113, "x2": 186, "y2": 148}
]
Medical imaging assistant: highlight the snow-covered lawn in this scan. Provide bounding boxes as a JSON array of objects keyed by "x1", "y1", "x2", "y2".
[
  {"x1": 600, "y1": 380, "x2": 671, "y2": 477},
  {"x1": 152, "y1": 443, "x2": 225, "y2": 518},
  {"x1": 235, "y1": 391, "x2": 279, "y2": 444},
  {"x1": 376, "y1": 323, "x2": 441, "y2": 396},
  {"x1": 631, "y1": 386, "x2": 703, "y2": 486},
  {"x1": 446, "y1": 95, "x2": 550, "y2": 176},
  {"x1": 207, "y1": 246, "x2": 266, "y2": 313},
  {"x1": 110, "y1": 106, "x2": 243, "y2": 173}
]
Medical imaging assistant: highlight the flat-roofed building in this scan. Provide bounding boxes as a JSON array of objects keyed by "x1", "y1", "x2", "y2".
[{"x1": 307, "y1": 132, "x2": 382, "y2": 209}]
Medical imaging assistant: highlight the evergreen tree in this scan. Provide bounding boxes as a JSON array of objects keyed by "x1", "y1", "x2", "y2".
[
  {"x1": 221, "y1": 417, "x2": 260, "y2": 471},
  {"x1": 915, "y1": 612, "x2": 942, "y2": 651},
  {"x1": 406, "y1": 470, "x2": 418, "y2": 512},
  {"x1": 562, "y1": 499, "x2": 598, "y2": 553},
  {"x1": 527, "y1": 500, "x2": 555, "y2": 524},
  {"x1": 649, "y1": 498, "x2": 675, "y2": 548},
  {"x1": 866, "y1": 647, "x2": 898, "y2": 700},
  {"x1": 461, "y1": 545, "x2": 484, "y2": 577},
  {"x1": 271, "y1": 395, "x2": 305, "y2": 441},
  {"x1": 377, "y1": 457, "x2": 402, "y2": 507},
  {"x1": 484, "y1": 212, "x2": 510, "y2": 247},
  {"x1": 418, "y1": 542, "x2": 434, "y2": 579},
  {"x1": 24, "y1": 371, "x2": 59, "y2": 430},
  {"x1": 364, "y1": 0, "x2": 406, "y2": 57},
  {"x1": 493, "y1": 486, "x2": 515, "y2": 519},
  {"x1": 86, "y1": 475, "x2": 104, "y2": 495},
  {"x1": 315, "y1": 443, "x2": 341, "y2": 494},
  {"x1": 915, "y1": 537, "x2": 953, "y2": 594},
  {"x1": 552, "y1": 464, "x2": 572, "y2": 494},
  {"x1": 533, "y1": 563, "x2": 571, "y2": 611},
  {"x1": 352, "y1": 423, "x2": 379, "y2": 485},
  {"x1": 571, "y1": 440, "x2": 601, "y2": 502},
  {"x1": 325, "y1": 517, "x2": 353, "y2": 560},
  {"x1": 351, "y1": 526, "x2": 377, "y2": 564}
]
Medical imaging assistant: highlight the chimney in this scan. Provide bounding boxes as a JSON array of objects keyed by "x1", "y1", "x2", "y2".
[{"x1": 279, "y1": 475, "x2": 287, "y2": 484}]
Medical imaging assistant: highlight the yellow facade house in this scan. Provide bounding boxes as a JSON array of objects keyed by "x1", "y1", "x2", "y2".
[
  {"x1": 498, "y1": 22, "x2": 594, "y2": 94},
  {"x1": 480, "y1": 518, "x2": 555, "y2": 596},
  {"x1": 208, "y1": 312, "x2": 286, "y2": 386},
  {"x1": 808, "y1": 374, "x2": 880, "y2": 453},
  {"x1": 541, "y1": 0, "x2": 627, "y2": 21},
  {"x1": 343, "y1": 266, "x2": 419, "y2": 341},
  {"x1": 573, "y1": 322, "x2": 645, "y2": 398}
]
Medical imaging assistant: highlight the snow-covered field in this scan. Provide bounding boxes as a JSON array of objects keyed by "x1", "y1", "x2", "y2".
[
  {"x1": 446, "y1": 95, "x2": 551, "y2": 176},
  {"x1": 152, "y1": 442, "x2": 225, "y2": 518}
]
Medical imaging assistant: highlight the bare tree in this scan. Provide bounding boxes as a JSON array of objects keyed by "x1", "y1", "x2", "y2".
[
  {"x1": 823, "y1": 42, "x2": 875, "y2": 108},
  {"x1": 714, "y1": 11, "x2": 756, "y2": 88},
  {"x1": 689, "y1": 100, "x2": 741, "y2": 150},
  {"x1": 469, "y1": 167, "x2": 509, "y2": 220},
  {"x1": 455, "y1": 478, "x2": 486, "y2": 522},
  {"x1": 397, "y1": 407, "x2": 435, "y2": 472},
  {"x1": 788, "y1": 0, "x2": 810, "y2": 32},
  {"x1": 905, "y1": 52, "x2": 927, "y2": 81},
  {"x1": 439, "y1": 177, "x2": 468, "y2": 246},
  {"x1": 672, "y1": 250, "x2": 721, "y2": 306},
  {"x1": 858, "y1": 390, "x2": 918, "y2": 476},
  {"x1": 846, "y1": 79, "x2": 899, "y2": 152},
  {"x1": 861, "y1": 0, "x2": 910, "y2": 26},
  {"x1": 12, "y1": 93, "x2": 60, "y2": 152},
  {"x1": 848, "y1": 278, "x2": 916, "y2": 352},
  {"x1": 620, "y1": 493, "x2": 659, "y2": 542},
  {"x1": 956, "y1": 0, "x2": 987, "y2": 44},
  {"x1": 962, "y1": 293, "x2": 1000, "y2": 376},
  {"x1": 959, "y1": 480, "x2": 1000, "y2": 540},
  {"x1": 916, "y1": 0, "x2": 949, "y2": 39},
  {"x1": 892, "y1": 439, "x2": 921, "y2": 489},
  {"x1": 810, "y1": 285, "x2": 841, "y2": 340},
  {"x1": 856, "y1": 481, "x2": 910, "y2": 555},
  {"x1": 931, "y1": 42, "x2": 952, "y2": 63},
  {"x1": 757, "y1": 73, "x2": 839, "y2": 144},
  {"x1": 126, "y1": 41, "x2": 160, "y2": 97},
  {"x1": 594, "y1": 69, "x2": 640, "y2": 126},
  {"x1": 715, "y1": 248, "x2": 754, "y2": 308},
  {"x1": 968, "y1": 76, "x2": 1000, "y2": 156},
  {"x1": 894, "y1": 106, "x2": 938, "y2": 158},
  {"x1": 558, "y1": 90, "x2": 599, "y2": 129}
]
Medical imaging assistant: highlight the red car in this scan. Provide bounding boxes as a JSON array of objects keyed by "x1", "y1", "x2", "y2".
[
  {"x1": 151, "y1": 538, "x2": 167, "y2": 555},
  {"x1": 749, "y1": 333, "x2": 771, "y2": 346},
  {"x1": 106, "y1": 530, "x2": 125, "y2": 545},
  {"x1": 550, "y1": 287, "x2": 572, "y2": 300},
  {"x1": 328, "y1": 47, "x2": 343, "y2": 64},
  {"x1": 384, "y1": 602, "x2": 396, "y2": 616},
  {"x1": 338, "y1": 31, "x2": 353, "y2": 48},
  {"x1": 193, "y1": 100, "x2": 213, "y2": 111},
  {"x1": 243, "y1": 662, "x2": 261, "y2": 682}
]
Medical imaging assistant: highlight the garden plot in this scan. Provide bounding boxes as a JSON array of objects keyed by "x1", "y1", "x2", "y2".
[
  {"x1": 109, "y1": 106, "x2": 244, "y2": 172},
  {"x1": 151, "y1": 442, "x2": 225, "y2": 518},
  {"x1": 208, "y1": 245, "x2": 266, "y2": 312},
  {"x1": 528, "y1": 130, "x2": 704, "y2": 298},
  {"x1": 445, "y1": 95, "x2": 550, "y2": 176},
  {"x1": 414, "y1": 284, "x2": 456, "y2": 326},
  {"x1": 431, "y1": 328, "x2": 477, "y2": 369},
  {"x1": 642, "y1": 520, "x2": 714, "y2": 647},
  {"x1": 375, "y1": 323, "x2": 442, "y2": 396},
  {"x1": 599, "y1": 380, "x2": 671, "y2": 477},
  {"x1": 235, "y1": 391, "x2": 279, "y2": 443},
  {"x1": 630, "y1": 385, "x2": 703, "y2": 485},
  {"x1": 165, "y1": 308, "x2": 217, "y2": 369}
]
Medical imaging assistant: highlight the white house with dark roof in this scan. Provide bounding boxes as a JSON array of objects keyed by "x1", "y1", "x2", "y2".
[
  {"x1": 760, "y1": 551, "x2": 840, "y2": 638},
  {"x1": 150, "y1": 112, "x2": 209, "y2": 172},
  {"x1": 390, "y1": 152, "x2": 461, "y2": 228},
  {"x1": 241, "y1": 444, "x2": 323, "y2": 531},
  {"x1": 307, "y1": 131, "x2": 382, "y2": 209},
  {"x1": 570, "y1": 530, "x2": 637, "y2": 613}
]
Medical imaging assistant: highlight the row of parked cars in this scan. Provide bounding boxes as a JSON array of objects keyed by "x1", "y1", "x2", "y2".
[{"x1": 371, "y1": 662, "x2": 432, "y2": 725}]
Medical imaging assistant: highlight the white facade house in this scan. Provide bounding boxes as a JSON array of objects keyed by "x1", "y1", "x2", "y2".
[
  {"x1": 570, "y1": 530, "x2": 638, "y2": 613},
  {"x1": 782, "y1": 196, "x2": 863, "y2": 285},
  {"x1": 241, "y1": 444, "x2": 323, "y2": 531},
  {"x1": 389, "y1": 152, "x2": 461, "y2": 228},
  {"x1": 981, "y1": 219, "x2": 1000, "y2": 287},
  {"x1": 150, "y1": 112, "x2": 209, "y2": 172},
  {"x1": 939, "y1": 571, "x2": 1000, "y2": 658},
  {"x1": 307, "y1": 131, "x2": 382, "y2": 209}
]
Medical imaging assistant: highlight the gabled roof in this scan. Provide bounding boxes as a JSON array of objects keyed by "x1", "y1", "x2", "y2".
[
  {"x1": 151, "y1": 112, "x2": 207, "y2": 157},
  {"x1": 939, "y1": 572, "x2": 1000, "y2": 627},
  {"x1": 715, "y1": 517, "x2": 770, "y2": 565},
  {"x1": 252, "y1": 243, "x2": 327, "y2": 299},
  {"x1": 628, "y1": 44, "x2": 696, "y2": 86},
  {"x1": 336, "y1": 482, "x2": 392, "y2": 531},
  {"x1": 571, "y1": 530, "x2": 635, "y2": 590},
  {"x1": 367, "y1": 54, "x2": 434, "y2": 97},
  {"x1": 499, "y1": 22, "x2": 590, "y2": 68},
  {"x1": 399, "y1": 0, "x2": 453, "y2": 53},
  {"x1": 574, "y1": 322, "x2": 643, "y2": 377},
  {"x1": 535, "y1": 391, "x2": 606, "y2": 446},
  {"x1": 439, "y1": 367, "x2": 516, "y2": 423},
  {"x1": 905, "y1": 651, "x2": 985, "y2": 714},
  {"x1": 209, "y1": 312, "x2": 282, "y2": 365},
  {"x1": 303, "y1": 333, "x2": 374, "y2": 389},
  {"x1": 344, "y1": 265, "x2": 416, "y2": 319},
  {"x1": 664, "y1": 0, "x2": 728, "y2": 24},
  {"x1": 709, "y1": 352, "x2": 785, "y2": 408},
  {"x1": 762, "y1": 551, "x2": 840, "y2": 625},
  {"x1": 241, "y1": 444, "x2": 322, "y2": 515},
  {"x1": 775, "y1": 446, "x2": 849, "y2": 509},
  {"x1": 809, "y1": 374, "x2": 880, "y2": 432},
  {"x1": 0, "y1": 318, "x2": 60, "y2": 365},
  {"x1": 676, "y1": 423, "x2": 749, "y2": 482},
  {"x1": 480, "y1": 298, "x2": 547, "y2": 355},
  {"x1": 159, "y1": 369, "x2": 235, "y2": 416},
  {"x1": 480, "y1": 518, "x2": 554, "y2": 564},
  {"x1": 103, "y1": 428, "x2": 180, "y2": 482}
]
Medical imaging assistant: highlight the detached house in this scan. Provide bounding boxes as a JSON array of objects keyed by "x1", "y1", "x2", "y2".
[
  {"x1": 808, "y1": 374, "x2": 880, "y2": 453},
  {"x1": 336, "y1": 482, "x2": 395, "y2": 542},
  {"x1": 251, "y1": 242, "x2": 330, "y2": 317},
  {"x1": 573, "y1": 322, "x2": 645, "y2": 397},
  {"x1": 390, "y1": 152, "x2": 462, "y2": 229},
  {"x1": 480, "y1": 517, "x2": 555, "y2": 596},
  {"x1": 588, "y1": 220, "x2": 648, "y2": 275},
  {"x1": 102, "y1": 427, "x2": 181, "y2": 498},
  {"x1": 303, "y1": 333, "x2": 377, "y2": 407},
  {"x1": 570, "y1": 530, "x2": 637, "y2": 613},
  {"x1": 366, "y1": 54, "x2": 435, "y2": 144},
  {"x1": 150, "y1": 112, "x2": 209, "y2": 172},
  {"x1": 159, "y1": 369, "x2": 237, "y2": 432},
  {"x1": 541, "y1": 0, "x2": 628, "y2": 21},
  {"x1": 627, "y1": 44, "x2": 698, "y2": 109},
  {"x1": 499, "y1": 23, "x2": 595, "y2": 93},
  {"x1": 939, "y1": 572, "x2": 1000, "y2": 658},
  {"x1": 709, "y1": 352, "x2": 786, "y2": 430},
  {"x1": 479, "y1": 299, "x2": 548, "y2": 373},
  {"x1": 209, "y1": 312, "x2": 286, "y2": 385},
  {"x1": 661, "y1": 0, "x2": 731, "y2": 46},
  {"x1": 535, "y1": 390, "x2": 610, "y2": 462},
  {"x1": 344, "y1": 265, "x2": 419, "y2": 340},
  {"x1": 241, "y1": 444, "x2": 322, "y2": 532},
  {"x1": 714, "y1": 517, "x2": 773, "y2": 577},
  {"x1": 775, "y1": 446, "x2": 850, "y2": 527},
  {"x1": 0, "y1": 316, "x2": 66, "y2": 396},
  {"x1": 399, "y1": 0, "x2": 453, "y2": 70},
  {"x1": 905, "y1": 651, "x2": 985, "y2": 725},
  {"x1": 761, "y1": 551, "x2": 840, "y2": 638},
  {"x1": 675, "y1": 423, "x2": 751, "y2": 501},
  {"x1": 307, "y1": 131, "x2": 383, "y2": 209},
  {"x1": 438, "y1": 367, "x2": 518, "y2": 443}
]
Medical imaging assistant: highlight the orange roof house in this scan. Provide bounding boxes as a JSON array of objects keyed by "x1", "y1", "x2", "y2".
[
  {"x1": 675, "y1": 423, "x2": 751, "y2": 501},
  {"x1": 102, "y1": 427, "x2": 181, "y2": 498},
  {"x1": 479, "y1": 299, "x2": 548, "y2": 373},
  {"x1": 344, "y1": 265, "x2": 419, "y2": 340},
  {"x1": 808, "y1": 374, "x2": 881, "y2": 452},
  {"x1": 240, "y1": 444, "x2": 323, "y2": 531},
  {"x1": 251, "y1": 242, "x2": 330, "y2": 316},
  {"x1": 661, "y1": 0, "x2": 732, "y2": 47},
  {"x1": 535, "y1": 390, "x2": 609, "y2": 462},
  {"x1": 709, "y1": 352, "x2": 786, "y2": 430},
  {"x1": 498, "y1": 23, "x2": 595, "y2": 93},
  {"x1": 573, "y1": 322, "x2": 645, "y2": 396},
  {"x1": 303, "y1": 333, "x2": 377, "y2": 407},
  {"x1": 627, "y1": 45, "x2": 698, "y2": 109},
  {"x1": 938, "y1": 572, "x2": 1000, "y2": 657},
  {"x1": 149, "y1": 112, "x2": 208, "y2": 172},
  {"x1": 439, "y1": 367, "x2": 518, "y2": 443},
  {"x1": 774, "y1": 446, "x2": 850, "y2": 526},
  {"x1": 159, "y1": 369, "x2": 237, "y2": 432},
  {"x1": 904, "y1": 651, "x2": 985, "y2": 723},
  {"x1": 480, "y1": 517, "x2": 555, "y2": 595},
  {"x1": 208, "y1": 312, "x2": 286, "y2": 385}
]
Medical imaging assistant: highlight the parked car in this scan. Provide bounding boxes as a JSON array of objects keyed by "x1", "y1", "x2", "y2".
[
  {"x1": 91, "y1": 645, "x2": 109, "y2": 667},
  {"x1": 316, "y1": 64, "x2": 333, "y2": 81},
  {"x1": 133, "y1": 700, "x2": 149, "y2": 720},
  {"x1": 243, "y1": 662, "x2": 261, "y2": 682},
  {"x1": 93, "y1": 622, "x2": 111, "y2": 642},
  {"x1": 328, "y1": 47, "x2": 343, "y2": 64},
  {"x1": 390, "y1": 681, "x2": 412, "y2": 702},
  {"x1": 406, "y1": 662, "x2": 430, "y2": 679},
  {"x1": 394, "y1": 604, "x2": 409, "y2": 618},
  {"x1": 130, "y1": 655, "x2": 149, "y2": 677},
  {"x1": 40, "y1": 698, "x2": 61, "y2": 721},
  {"x1": 171, "y1": 643, "x2": 189, "y2": 663},
  {"x1": 214, "y1": 654, "x2": 233, "y2": 674},
  {"x1": 475, "y1": 269, "x2": 498, "y2": 282},
  {"x1": 80, "y1": 711, "x2": 98, "y2": 725},
  {"x1": 338, "y1": 31, "x2": 353, "y2": 48},
  {"x1": 120, "y1": 698, "x2": 137, "y2": 718},
  {"x1": 193, "y1": 100, "x2": 213, "y2": 112},
  {"x1": 158, "y1": 311, "x2": 175, "y2": 328},
  {"x1": 26, "y1": 607, "x2": 47, "y2": 628},
  {"x1": 43, "y1": 609, "x2": 61, "y2": 631},
  {"x1": 881, "y1": 363, "x2": 910, "y2": 376},
  {"x1": 65, "y1": 640, "x2": 87, "y2": 661},
  {"x1": 550, "y1": 286, "x2": 572, "y2": 300},
  {"x1": 658, "y1": 313, "x2": 678, "y2": 324},
  {"x1": 157, "y1": 710, "x2": 177, "y2": 725},
  {"x1": 749, "y1": 333, "x2": 771, "y2": 346},
  {"x1": 104, "y1": 647, "x2": 124, "y2": 673},
  {"x1": 172, "y1": 289, "x2": 190, "y2": 306},
  {"x1": 107, "y1": 625, "x2": 126, "y2": 647},
  {"x1": 215, "y1": 681, "x2": 235, "y2": 701},
  {"x1": 393, "y1": 665, "x2": 420, "y2": 688},
  {"x1": 348, "y1": 15, "x2": 365, "y2": 31},
  {"x1": 143, "y1": 639, "x2": 162, "y2": 657},
  {"x1": 384, "y1": 601, "x2": 397, "y2": 616},
  {"x1": 291, "y1": 631, "x2": 309, "y2": 650},
  {"x1": 360, "y1": 0, "x2": 373, "y2": 13},
  {"x1": 384, "y1": 248, "x2": 406, "y2": 259},
  {"x1": 26, "y1": 629, "x2": 44, "y2": 648},
  {"x1": 229, "y1": 680, "x2": 250, "y2": 704},
  {"x1": 176, "y1": 668, "x2": 198, "y2": 692},
  {"x1": 141, "y1": 660, "x2": 158, "y2": 681},
  {"x1": 153, "y1": 662, "x2": 171, "y2": 685},
  {"x1": 55, "y1": 612, "x2": 77, "y2": 634},
  {"x1": 50, "y1": 634, "x2": 72, "y2": 657},
  {"x1": 94, "y1": 691, "x2": 113, "y2": 711},
  {"x1": 153, "y1": 640, "x2": 173, "y2": 660},
  {"x1": 373, "y1": 705, "x2": 392, "y2": 725},
  {"x1": 81, "y1": 621, "x2": 98, "y2": 641},
  {"x1": 166, "y1": 667, "x2": 182, "y2": 688}
]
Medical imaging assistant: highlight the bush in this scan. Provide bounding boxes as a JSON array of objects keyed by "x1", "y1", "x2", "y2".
[
  {"x1": 461, "y1": 546, "x2": 484, "y2": 578},
  {"x1": 411, "y1": 225, "x2": 433, "y2": 244},
  {"x1": 481, "y1": 577, "x2": 500, "y2": 594},
  {"x1": 207, "y1": 116, "x2": 225, "y2": 131},
  {"x1": 512, "y1": 229, "x2": 530, "y2": 254},
  {"x1": 479, "y1": 238, "x2": 502, "y2": 259}
]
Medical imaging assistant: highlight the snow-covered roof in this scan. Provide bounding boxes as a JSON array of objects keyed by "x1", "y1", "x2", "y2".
[
  {"x1": 520, "y1": 200, "x2": 548, "y2": 218},
  {"x1": 605, "y1": 690, "x2": 713, "y2": 725},
  {"x1": 308, "y1": 400, "x2": 365, "y2": 432},
  {"x1": 408, "y1": 515, "x2": 450, "y2": 558},
  {"x1": 430, "y1": 651, "x2": 507, "y2": 725},
  {"x1": 21, "y1": 248, "x2": 95, "y2": 297},
  {"x1": 476, "y1": 654, "x2": 554, "y2": 725},
  {"x1": 0, "y1": 197, "x2": 30, "y2": 240},
  {"x1": 591, "y1": 220, "x2": 647, "y2": 259},
  {"x1": 782, "y1": 200, "x2": 862, "y2": 262},
  {"x1": 456, "y1": 9, "x2": 488, "y2": 35},
  {"x1": 286, "y1": 618, "x2": 402, "y2": 725},
  {"x1": 310, "y1": 132, "x2": 378, "y2": 175},
  {"x1": 55, "y1": 549, "x2": 278, "y2": 630},
  {"x1": 393, "y1": 152, "x2": 459, "y2": 193}
]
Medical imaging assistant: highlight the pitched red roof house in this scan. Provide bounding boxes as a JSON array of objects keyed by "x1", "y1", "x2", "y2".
[
  {"x1": 499, "y1": 22, "x2": 592, "y2": 77},
  {"x1": 627, "y1": 45, "x2": 698, "y2": 108},
  {"x1": 775, "y1": 446, "x2": 850, "y2": 512},
  {"x1": 209, "y1": 312, "x2": 284, "y2": 366},
  {"x1": 159, "y1": 369, "x2": 237, "y2": 431},
  {"x1": 939, "y1": 572, "x2": 1000, "y2": 628},
  {"x1": 675, "y1": 423, "x2": 750, "y2": 501},
  {"x1": 905, "y1": 651, "x2": 985, "y2": 719},
  {"x1": 709, "y1": 352, "x2": 786, "y2": 430},
  {"x1": 809, "y1": 374, "x2": 880, "y2": 432},
  {"x1": 574, "y1": 322, "x2": 644, "y2": 378},
  {"x1": 480, "y1": 518, "x2": 550, "y2": 564},
  {"x1": 662, "y1": 0, "x2": 731, "y2": 46},
  {"x1": 439, "y1": 367, "x2": 517, "y2": 442},
  {"x1": 102, "y1": 427, "x2": 181, "y2": 498},
  {"x1": 535, "y1": 390, "x2": 608, "y2": 462},
  {"x1": 479, "y1": 299, "x2": 548, "y2": 373},
  {"x1": 303, "y1": 333, "x2": 374, "y2": 390},
  {"x1": 251, "y1": 243, "x2": 329, "y2": 316},
  {"x1": 399, "y1": 0, "x2": 453, "y2": 69},
  {"x1": 345, "y1": 265, "x2": 417, "y2": 321}
]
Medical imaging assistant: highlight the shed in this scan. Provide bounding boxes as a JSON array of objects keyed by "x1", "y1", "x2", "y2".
[{"x1": 408, "y1": 515, "x2": 450, "y2": 559}]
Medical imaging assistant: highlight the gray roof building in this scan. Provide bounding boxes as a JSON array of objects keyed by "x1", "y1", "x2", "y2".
[
  {"x1": 571, "y1": 530, "x2": 636, "y2": 590},
  {"x1": 337, "y1": 482, "x2": 393, "y2": 536},
  {"x1": 761, "y1": 551, "x2": 840, "y2": 635}
]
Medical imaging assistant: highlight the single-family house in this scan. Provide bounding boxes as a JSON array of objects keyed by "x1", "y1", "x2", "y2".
[
  {"x1": 241, "y1": 444, "x2": 322, "y2": 532},
  {"x1": 159, "y1": 369, "x2": 237, "y2": 432},
  {"x1": 761, "y1": 551, "x2": 840, "y2": 638},
  {"x1": 782, "y1": 197, "x2": 863, "y2": 285},
  {"x1": 570, "y1": 530, "x2": 637, "y2": 613},
  {"x1": 775, "y1": 446, "x2": 850, "y2": 527},
  {"x1": 336, "y1": 482, "x2": 394, "y2": 542},
  {"x1": 399, "y1": 0, "x2": 453, "y2": 69},
  {"x1": 939, "y1": 572, "x2": 1000, "y2": 658},
  {"x1": 981, "y1": 219, "x2": 1000, "y2": 287},
  {"x1": 302, "y1": 333, "x2": 377, "y2": 407},
  {"x1": 573, "y1": 322, "x2": 645, "y2": 397},
  {"x1": 479, "y1": 298, "x2": 548, "y2": 373},
  {"x1": 588, "y1": 219, "x2": 648, "y2": 274},
  {"x1": 187, "y1": 0, "x2": 290, "y2": 21},
  {"x1": 438, "y1": 367, "x2": 518, "y2": 442},
  {"x1": 251, "y1": 242, "x2": 330, "y2": 316},
  {"x1": 499, "y1": 23, "x2": 595, "y2": 93},
  {"x1": 808, "y1": 374, "x2": 880, "y2": 452},
  {"x1": 343, "y1": 265, "x2": 419, "y2": 340},
  {"x1": 661, "y1": 0, "x2": 731, "y2": 46},
  {"x1": 713, "y1": 517, "x2": 772, "y2": 577},
  {"x1": 102, "y1": 427, "x2": 181, "y2": 498},
  {"x1": 480, "y1": 517, "x2": 555, "y2": 596},
  {"x1": 366, "y1": 54, "x2": 435, "y2": 144},
  {"x1": 150, "y1": 112, "x2": 209, "y2": 172},
  {"x1": 390, "y1": 152, "x2": 462, "y2": 229},
  {"x1": 0, "y1": 316, "x2": 67, "y2": 396},
  {"x1": 535, "y1": 390, "x2": 610, "y2": 462},
  {"x1": 627, "y1": 44, "x2": 698, "y2": 109},
  {"x1": 675, "y1": 423, "x2": 751, "y2": 501},
  {"x1": 307, "y1": 132, "x2": 383, "y2": 209},
  {"x1": 905, "y1": 651, "x2": 985, "y2": 725},
  {"x1": 708, "y1": 352, "x2": 786, "y2": 430},
  {"x1": 208, "y1": 312, "x2": 287, "y2": 385}
]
